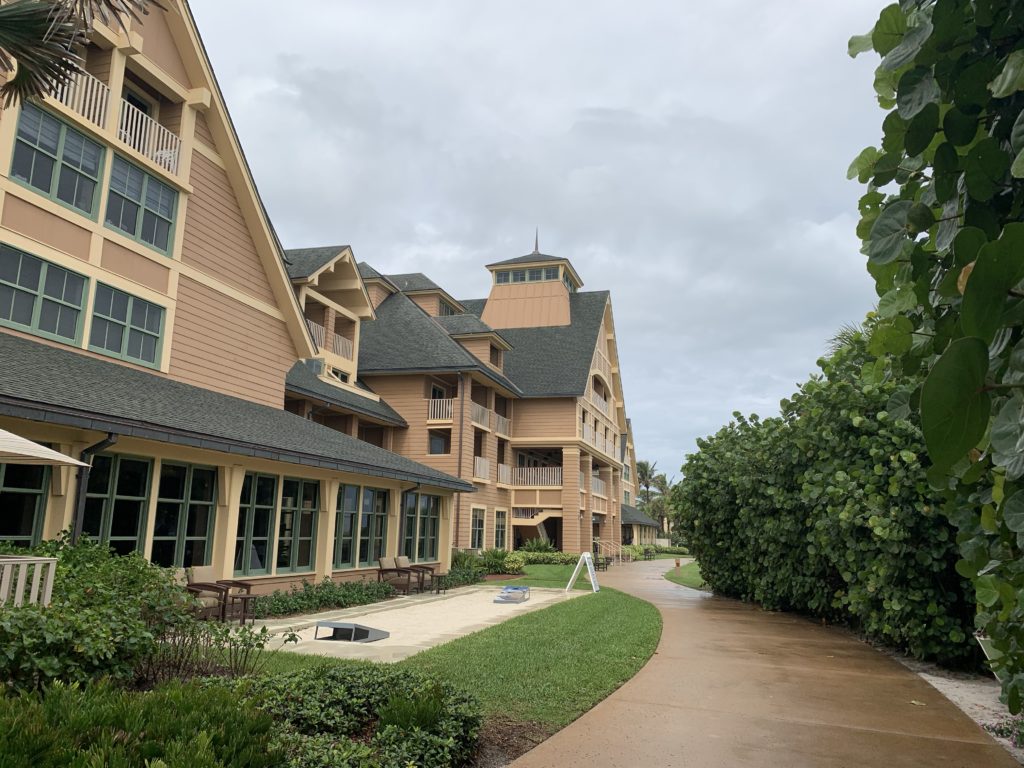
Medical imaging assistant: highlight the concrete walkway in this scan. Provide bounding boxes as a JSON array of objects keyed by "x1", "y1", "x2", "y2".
[{"x1": 511, "y1": 559, "x2": 1017, "y2": 768}]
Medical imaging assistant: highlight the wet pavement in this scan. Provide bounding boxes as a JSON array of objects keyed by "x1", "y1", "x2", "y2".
[{"x1": 510, "y1": 559, "x2": 1017, "y2": 768}]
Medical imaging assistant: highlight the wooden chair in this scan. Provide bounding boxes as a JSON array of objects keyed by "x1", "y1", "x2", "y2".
[
  {"x1": 395, "y1": 556, "x2": 436, "y2": 592},
  {"x1": 377, "y1": 557, "x2": 414, "y2": 595},
  {"x1": 178, "y1": 567, "x2": 228, "y2": 621}
]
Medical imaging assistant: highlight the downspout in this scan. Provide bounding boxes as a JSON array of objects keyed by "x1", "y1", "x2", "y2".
[
  {"x1": 454, "y1": 372, "x2": 468, "y2": 547},
  {"x1": 71, "y1": 433, "x2": 118, "y2": 543}
]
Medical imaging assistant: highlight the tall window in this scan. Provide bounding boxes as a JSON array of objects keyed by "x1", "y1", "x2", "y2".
[
  {"x1": 471, "y1": 508, "x2": 484, "y2": 549},
  {"x1": 82, "y1": 455, "x2": 151, "y2": 555},
  {"x1": 0, "y1": 462, "x2": 48, "y2": 547},
  {"x1": 277, "y1": 478, "x2": 319, "y2": 573},
  {"x1": 0, "y1": 245, "x2": 86, "y2": 343},
  {"x1": 235, "y1": 473, "x2": 277, "y2": 575},
  {"x1": 401, "y1": 491, "x2": 441, "y2": 562},
  {"x1": 334, "y1": 484, "x2": 360, "y2": 569},
  {"x1": 151, "y1": 463, "x2": 216, "y2": 568},
  {"x1": 89, "y1": 283, "x2": 164, "y2": 366},
  {"x1": 358, "y1": 488, "x2": 388, "y2": 567},
  {"x1": 106, "y1": 156, "x2": 177, "y2": 253},
  {"x1": 624, "y1": 491, "x2": 631, "y2": 505},
  {"x1": 494, "y1": 510, "x2": 507, "y2": 550},
  {"x1": 12, "y1": 104, "x2": 103, "y2": 216},
  {"x1": 439, "y1": 300, "x2": 458, "y2": 316},
  {"x1": 401, "y1": 491, "x2": 417, "y2": 559}
]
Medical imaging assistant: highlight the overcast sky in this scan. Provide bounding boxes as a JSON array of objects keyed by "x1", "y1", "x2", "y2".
[{"x1": 191, "y1": 1, "x2": 884, "y2": 478}]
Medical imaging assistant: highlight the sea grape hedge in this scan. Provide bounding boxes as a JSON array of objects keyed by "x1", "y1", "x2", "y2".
[{"x1": 673, "y1": 335, "x2": 975, "y2": 663}]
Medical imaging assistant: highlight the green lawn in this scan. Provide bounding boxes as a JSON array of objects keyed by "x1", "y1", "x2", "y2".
[
  {"x1": 262, "y1": 587, "x2": 661, "y2": 732},
  {"x1": 490, "y1": 563, "x2": 594, "y2": 590},
  {"x1": 663, "y1": 561, "x2": 707, "y2": 591}
]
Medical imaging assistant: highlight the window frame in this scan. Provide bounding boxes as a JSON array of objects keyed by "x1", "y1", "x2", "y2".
[
  {"x1": 0, "y1": 244, "x2": 88, "y2": 345},
  {"x1": 88, "y1": 282, "x2": 165, "y2": 368},
  {"x1": 357, "y1": 487, "x2": 388, "y2": 567},
  {"x1": 495, "y1": 270, "x2": 510, "y2": 284},
  {"x1": 81, "y1": 454, "x2": 152, "y2": 555},
  {"x1": 470, "y1": 508, "x2": 485, "y2": 549},
  {"x1": 494, "y1": 509, "x2": 507, "y2": 550},
  {"x1": 333, "y1": 484, "x2": 361, "y2": 569},
  {"x1": 427, "y1": 428, "x2": 451, "y2": 455},
  {"x1": 104, "y1": 155, "x2": 178, "y2": 255},
  {"x1": 235, "y1": 472, "x2": 278, "y2": 576},
  {"x1": 276, "y1": 477, "x2": 320, "y2": 574},
  {"x1": 0, "y1": 462, "x2": 49, "y2": 547},
  {"x1": 151, "y1": 462, "x2": 217, "y2": 568},
  {"x1": 11, "y1": 103, "x2": 105, "y2": 219}
]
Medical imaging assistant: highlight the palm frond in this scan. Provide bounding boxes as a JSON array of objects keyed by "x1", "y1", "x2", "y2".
[
  {"x1": 0, "y1": 1, "x2": 78, "y2": 108},
  {"x1": 49, "y1": 0, "x2": 161, "y2": 37},
  {"x1": 826, "y1": 321, "x2": 863, "y2": 355}
]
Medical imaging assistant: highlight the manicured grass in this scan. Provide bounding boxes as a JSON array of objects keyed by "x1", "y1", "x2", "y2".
[
  {"x1": 655, "y1": 552, "x2": 686, "y2": 560},
  {"x1": 663, "y1": 561, "x2": 707, "y2": 590},
  {"x1": 403, "y1": 588, "x2": 660, "y2": 728},
  {"x1": 491, "y1": 563, "x2": 594, "y2": 590}
]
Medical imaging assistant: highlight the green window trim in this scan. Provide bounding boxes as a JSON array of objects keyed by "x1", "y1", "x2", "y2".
[
  {"x1": 470, "y1": 508, "x2": 484, "y2": 550},
  {"x1": 357, "y1": 487, "x2": 388, "y2": 568},
  {"x1": 89, "y1": 282, "x2": 164, "y2": 368},
  {"x1": 333, "y1": 484, "x2": 361, "y2": 570},
  {"x1": 0, "y1": 462, "x2": 49, "y2": 547},
  {"x1": 399, "y1": 491, "x2": 441, "y2": 563},
  {"x1": 81, "y1": 454, "x2": 152, "y2": 556},
  {"x1": 11, "y1": 103, "x2": 105, "y2": 220},
  {"x1": 235, "y1": 472, "x2": 277, "y2": 576},
  {"x1": 104, "y1": 155, "x2": 178, "y2": 256},
  {"x1": 494, "y1": 510, "x2": 507, "y2": 550},
  {"x1": 276, "y1": 478, "x2": 319, "y2": 573},
  {"x1": 0, "y1": 244, "x2": 88, "y2": 346},
  {"x1": 151, "y1": 462, "x2": 217, "y2": 569}
]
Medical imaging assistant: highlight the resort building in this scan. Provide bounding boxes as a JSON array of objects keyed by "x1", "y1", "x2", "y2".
[{"x1": 0, "y1": 1, "x2": 471, "y2": 590}]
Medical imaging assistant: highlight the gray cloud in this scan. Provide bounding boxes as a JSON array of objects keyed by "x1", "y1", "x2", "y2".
[{"x1": 192, "y1": 0, "x2": 885, "y2": 476}]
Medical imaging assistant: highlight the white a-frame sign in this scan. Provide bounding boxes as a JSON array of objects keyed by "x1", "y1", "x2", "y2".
[{"x1": 566, "y1": 552, "x2": 600, "y2": 593}]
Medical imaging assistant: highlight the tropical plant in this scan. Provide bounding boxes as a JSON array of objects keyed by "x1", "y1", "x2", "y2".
[
  {"x1": 0, "y1": 0, "x2": 156, "y2": 106},
  {"x1": 848, "y1": 0, "x2": 1024, "y2": 709},
  {"x1": 636, "y1": 459, "x2": 657, "y2": 508}
]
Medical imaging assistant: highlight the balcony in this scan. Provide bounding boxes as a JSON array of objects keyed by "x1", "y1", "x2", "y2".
[
  {"x1": 494, "y1": 412, "x2": 512, "y2": 436},
  {"x1": 590, "y1": 391, "x2": 610, "y2": 416},
  {"x1": 119, "y1": 98, "x2": 181, "y2": 174},
  {"x1": 510, "y1": 466, "x2": 563, "y2": 487},
  {"x1": 592, "y1": 349, "x2": 613, "y2": 383},
  {"x1": 498, "y1": 463, "x2": 512, "y2": 485},
  {"x1": 306, "y1": 318, "x2": 354, "y2": 361},
  {"x1": 473, "y1": 455, "x2": 490, "y2": 481},
  {"x1": 591, "y1": 476, "x2": 608, "y2": 497},
  {"x1": 51, "y1": 70, "x2": 109, "y2": 128},
  {"x1": 426, "y1": 398, "x2": 454, "y2": 422},
  {"x1": 470, "y1": 402, "x2": 491, "y2": 428},
  {"x1": 0, "y1": 556, "x2": 57, "y2": 607},
  {"x1": 581, "y1": 423, "x2": 618, "y2": 459}
]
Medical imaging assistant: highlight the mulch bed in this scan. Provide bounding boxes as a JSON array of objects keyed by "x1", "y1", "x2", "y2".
[{"x1": 473, "y1": 715, "x2": 551, "y2": 768}]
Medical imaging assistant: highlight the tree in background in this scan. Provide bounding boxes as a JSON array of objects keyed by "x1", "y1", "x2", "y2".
[
  {"x1": 636, "y1": 460, "x2": 657, "y2": 509},
  {"x1": 635, "y1": 460, "x2": 676, "y2": 534}
]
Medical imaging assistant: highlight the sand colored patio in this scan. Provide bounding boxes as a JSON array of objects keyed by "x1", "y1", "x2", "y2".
[
  {"x1": 258, "y1": 585, "x2": 583, "y2": 662},
  {"x1": 512, "y1": 559, "x2": 1018, "y2": 768}
]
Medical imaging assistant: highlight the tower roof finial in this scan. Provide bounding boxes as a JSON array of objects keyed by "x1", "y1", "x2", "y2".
[{"x1": 533, "y1": 228, "x2": 539, "y2": 254}]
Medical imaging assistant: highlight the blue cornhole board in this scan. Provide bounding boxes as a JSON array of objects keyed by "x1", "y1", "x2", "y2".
[{"x1": 494, "y1": 586, "x2": 530, "y2": 603}]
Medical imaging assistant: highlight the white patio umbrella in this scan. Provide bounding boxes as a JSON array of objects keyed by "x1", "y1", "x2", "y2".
[{"x1": 0, "y1": 428, "x2": 86, "y2": 466}]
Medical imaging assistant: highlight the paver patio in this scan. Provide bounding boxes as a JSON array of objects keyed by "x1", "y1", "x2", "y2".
[
  {"x1": 511, "y1": 558, "x2": 1017, "y2": 768},
  {"x1": 258, "y1": 584, "x2": 582, "y2": 662}
]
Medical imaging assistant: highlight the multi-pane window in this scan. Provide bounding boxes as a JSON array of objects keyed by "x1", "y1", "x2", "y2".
[
  {"x1": 496, "y1": 271, "x2": 510, "y2": 284},
  {"x1": 277, "y1": 478, "x2": 319, "y2": 573},
  {"x1": 89, "y1": 283, "x2": 164, "y2": 366},
  {"x1": 511, "y1": 270, "x2": 526, "y2": 283},
  {"x1": 12, "y1": 104, "x2": 103, "y2": 215},
  {"x1": 471, "y1": 508, "x2": 484, "y2": 549},
  {"x1": 401, "y1": 491, "x2": 418, "y2": 559},
  {"x1": 439, "y1": 300, "x2": 458, "y2": 316},
  {"x1": 495, "y1": 510, "x2": 507, "y2": 550},
  {"x1": 106, "y1": 156, "x2": 177, "y2": 253},
  {"x1": 334, "y1": 484, "x2": 360, "y2": 569},
  {"x1": 151, "y1": 463, "x2": 216, "y2": 568},
  {"x1": 235, "y1": 473, "x2": 277, "y2": 575},
  {"x1": 358, "y1": 488, "x2": 388, "y2": 567},
  {"x1": 624, "y1": 491, "x2": 631, "y2": 505},
  {"x1": 0, "y1": 245, "x2": 86, "y2": 343},
  {"x1": 0, "y1": 462, "x2": 48, "y2": 547},
  {"x1": 495, "y1": 268, "x2": 559, "y2": 285},
  {"x1": 82, "y1": 455, "x2": 151, "y2": 555},
  {"x1": 428, "y1": 429, "x2": 451, "y2": 455},
  {"x1": 400, "y1": 491, "x2": 441, "y2": 562},
  {"x1": 544, "y1": 267, "x2": 559, "y2": 280}
]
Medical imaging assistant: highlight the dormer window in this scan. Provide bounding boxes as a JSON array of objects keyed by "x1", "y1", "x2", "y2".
[
  {"x1": 489, "y1": 345, "x2": 502, "y2": 367},
  {"x1": 512, "y1": 270, "x2": 526, "y2": 283},
  {"x1": 494, "y1": 266, "x2": 562, "y2": 285},
  {"x1": 528, "y1": 268, "x2": 542, "y2": 281},
  {"x1": 496, "y1": 271, "x2": 510, "y2": 284},
  {"x1": 329, "y1": 368, "x2": 349, "y2": 384},
  {"x1": 439, "y1": 299, "x2": 458, "y2": 316}
]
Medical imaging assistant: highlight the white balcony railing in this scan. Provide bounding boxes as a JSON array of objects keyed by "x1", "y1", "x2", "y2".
[
  {"x1": 513, "y1": 508, "x2": 541, "y2": 519},
  {"x1": 473, "y1": 455, "x2": 490, "y2": 480},
  {"x1": 427, "y1": 398, "x2": 454, "y2": 421},
  {"x1": 332, "y1": 333, "x2": 353, "y2": 360},
  {"x1": 470, "y1": 402, "x2": 491, "y2": 427},
  {"x1": 119, "y1": 98, "x2": 181, "y2": 174},
  {"x1": 592, "y1": 476, "x2": 608, "y2": 497},
  {"x1": 0, "y1": 556, "x2": 57, "y2": 607},
  {"x1": 498, "y1": 463, "x2": 512, "y2": 485},
  {"x1": 51, "y1": 70, "x2": 109, "y2": 128},
  {"x1": 306, "y1": 318, "x2": 326, "y2": 348},
  {"x1": 591, "y1": 391, "x2": 610, "y2": 416},
  {"x1": 511, "y1": 466, "x2": 563, "y2": 487},
  {"x1": 494, "y1": 413, "x2": 511, "y2": 436},
  {"x1": 592, "y1": 349, "x2": 613, "y2": 382},
  {"x1": 307, "y1": 318, "x2": 354, "y2": 361},
  {"x1": 592, "y1": 495, "x2": 608, "y2": 513}
]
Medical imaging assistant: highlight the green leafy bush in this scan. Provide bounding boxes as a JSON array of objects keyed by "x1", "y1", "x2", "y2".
[
  {"x1": 518, "y1": 538, "x2": 556, "y2": 553},
  {"x1": 655, "y1": 545, "x2": 689, "y2": 555},
  {"x1": 378, "y1": 684, "x2": 446, "y2": 731},
  {"x1": 0, "y1": 679, "x2": 281, "y2": 767},
  {"x1": 518, "y1": 550, "x2": 579, "y2": 566},
  {"x1": 479, "y1": 548, "x2": 509, "y2": 574},
  {"x1": 503, "y1": 551, "x2": 526, "y2": 574},
  {"x1": 623, "y1": 544, "x2": 645, "y2": 560},
  {"x1": 445, "y1": 549, "x2": 484, "y2": 588},
  {"x1": 253, "y1": 578, "x2": 395, "y2": 619},
  {"x1": 674, "y1": 334, "x2": 974, "y2": 663}
]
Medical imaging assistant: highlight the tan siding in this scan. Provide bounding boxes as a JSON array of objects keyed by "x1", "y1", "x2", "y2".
[
  {"x1": 84, "y1": 48, "x2": 112, "y2": 85},
  {"x1": 168, "y1": 276, "x2": 292, "y2": 407},
  {"x1": 457, "y1": 337, "x2": 491, "y2": 367},
  {"x1": 132, "y1": 8, "x2": 191, "y2": 88},
  {"x1": 366, "y1": 283, "x2": 391, "y2": 309},
  {"x1": 1, "y1": 195, "x2": 91, "y2": 260},
  {"x1": 409, "y1": 294, "x2": 438, "y2": 316},
  {"x1": 193, "y1": 112, "x2": 214, "y2": 148},
  {"x1": 100, "y1": 240, "x2": 170, "y2": 294},
  {"x1": 481, "y1": 282, "x2": 570, "y2": 329},
  {"x1": 512, "y1": 399, "x2": 576, "y2": 439},
  {"x1": 182, "y1": 152, "x2": 276, "y2": 304}
]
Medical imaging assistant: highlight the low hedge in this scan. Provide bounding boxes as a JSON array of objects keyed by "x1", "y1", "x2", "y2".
[
  {"x1": 655, "y1": 545, "x2": 689, "y2": 555},
  {"x1": 253, "y1": 578, "x2": 395, "y2": 619},
  {"x1": 517, "y1": 550, "x2": 579, "y2": 566}
]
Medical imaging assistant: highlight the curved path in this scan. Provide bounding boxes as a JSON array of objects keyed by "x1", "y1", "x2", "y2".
[{"x1": 511, "y1": 558, "x2": 1016, "y2": 768}]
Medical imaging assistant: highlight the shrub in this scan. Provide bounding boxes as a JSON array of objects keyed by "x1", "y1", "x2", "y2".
[
  {"x1": 0, "y1": 679, "x2": 282, "y2": 767},
  {"x1": 519, "y1": 550, "x2": 579, "y2": 566},
  {"x1": 479, "y1": 548, "x2": 508, "y2": 575},
  {"x1": 655, "y1": 545, "x2": 689, "y2": 555},
  {"x1": 623, "y1": 544, "x2": 645, "y2": 560},
  {"x1": 253, "y1": 578, "x2": 395, "y2": 619},
  {"x1": 445, "y1": 566, "x2": 483, "y2": 589},
  {"x1": 519, "y1": 538, "x2": 556, "y2": 553},
  {"x1": 378, "y1": 684, "x2": 446, "y2": 731},
  {"x1": 503, "y1": 551, "x2": 526, "y2": 574}
]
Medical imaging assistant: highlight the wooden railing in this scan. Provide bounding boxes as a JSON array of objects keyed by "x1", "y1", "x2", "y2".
[
  {"x1": 0, "y1": 556, "x2": 57, "y2": 607},
  {"x1": 512, "y1": 508, "x2": 541, "y2": 519},
  {"x1": 332, "y1": 333, "x2": 353, "y2": 360},
  {"x1": 591, "y1": 476, "x2": 608, "y2": 497},
  {"x1": 581, "y1": 423, "x2": 618, "y2": 458},
  {"x1": 119, "y1": 98, "x2": 181, "y2": 174},
  {"x1": 473, "y1": 455, "x2": 490, "y2": 480},
  {"x1": 592, "y1": 495, "x2": 608, "y2": 513},
  {"x1": 510, "y1": 466, "x2": 562, "y2": 487},
  {"x1": 427, "y1": 398, "x2": 454, "y2": 421},
  {"x1": 498, "y1": 463, "x2": 512, "y2": 485},
  {"x1": 306, "y1": 318, "x2": 326, "y2": 348},
  {"x1": 591, "y1": 391, "x2": 610, "y2": 415},
  {"x1": 592, "y1": 349, "x2": 613, "y2": 383},
  {"x1": 470, "y1": 402, "x2": 491, "y2": 427},
  {"x1": 579, "y1": 471, "x2": 587, "y2": 491},
  {"x1": 494, "y1": 413, "x2": 511, "y2": 436},
  {"x1": 305, "y1": 318, "x2": 353, "y2": 361},
  {"x1": 51, "y1": 70, "x2": 109, "y2": 128}
]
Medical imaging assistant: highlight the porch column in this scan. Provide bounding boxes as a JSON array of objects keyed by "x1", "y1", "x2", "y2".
[
  {"x1": 579, "y1": 453, "x2": 594, "y2": 555},
  {"x1": 212, "y1": 465, "x2": 246, "y2": 579},
  {"x1": 386, "y1": 486, "x2": 402, "y2": 557},
  {"x1": 315, "y1": 479, "x2": 340, "y2": 581},
  {"x1": 560, "y1": 445, "x2": 581, "y2": 553}
]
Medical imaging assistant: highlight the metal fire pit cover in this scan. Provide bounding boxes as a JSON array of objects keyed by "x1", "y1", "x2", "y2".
[{"x1": 313, "y1": 621, "x2": 389, "y2": 643}]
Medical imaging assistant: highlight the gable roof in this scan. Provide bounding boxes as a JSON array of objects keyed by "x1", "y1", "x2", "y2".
[
  {"x1": 486, "y1": 253, "x2": 571, "y2": 268},
  {"x1": 284, "y1": 246, "x2": 350, "y2": 280},
  {"x1": 0, "y1": 334, "x2": 471, "y2": 491},
  {"x1": 387, "y1": 273, "x2": 441, "y2": 293},
  {"x1": 358, "y1": 292, "x2": 521, "y2": 394},
  {"x1": 358, "y1": 262, "x2": 384, "y2": 280},
  {"x1": 460, "y1": 291, "x2": 609, "y2": 397},
  {"x1": 621, "y1": 504, "x2": 659, "y2": 527},
  {"x1": 285, "y1": 362, "x2": 407, "y2": 427}
]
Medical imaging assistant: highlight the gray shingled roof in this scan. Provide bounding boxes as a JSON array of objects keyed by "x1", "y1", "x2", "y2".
[
  {"x1": 460, "y1": 291, "x2": 609, "y2": 397},
  {"x1": 486, "y1": 252, "x2": 571, "y2": 268},
  {"x1": 387, "y1": 273, "x2": 441, "y2": 292},
  {"x1": 284, "y1": 246, "x2": 348, "y2": 280},
  {"x1": 357, "y1": 261, "x2": 383, "y2": 280},
  {"x1": 621, "y1": 504, "x2": 659, "y2": 527},
  {"x1": 358, "y1": 292, "x2": 521, "y2": 394},
  {"x1": 434, "y1": 314, "x2": 504, "y2": 339},
  {"x1": 285, "y1": 362, "x2": 407, "y2": 427},
  {"x1": 0, "y1": 333, "x2": 472, "y2": 491}
]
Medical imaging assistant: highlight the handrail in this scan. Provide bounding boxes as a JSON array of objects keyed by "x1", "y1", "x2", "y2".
[
  {"x1": 426, "y1": 398, "x2": 454, "y2": 421},
  {"x1": 118, "y1": 98, "x2": 181, "y2": 174},
  {"x1": 51, "y1": 70, "x2": 109, "y2": 128}
]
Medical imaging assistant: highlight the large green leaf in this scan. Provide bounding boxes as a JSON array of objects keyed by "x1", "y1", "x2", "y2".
[
  {"x1": 872, "y1": 4, "x2": 908, "y2": 56},
  {"x1": 867, "y1": 200, "x2": 913, "y2": 264},
  {"x1": 990, "y1": 50, "x2": 1024, "y2": 98},
  {"x1": 882, "y1": 21, "x2": 933, "y2": 70},
  {"x1": 920, "y1": 337, "x2": 991, "y2": 472},
  {"x1": 906, "y1": 103, "x2": 940, "y2": 156},
  {"x1": 847, "y1": 146, "x2": 882, "y2": 181},
  {"x1": 897, "y1": 67, "x2": 941, "y2": 119},
  {"x1": 961, "y1": 223, "x2": 1024, "y2": 341},
  {"x1": 964, "y1": 138, "x2": 1010, "y2": 202},
  {"x1": 848, "y1": 33, "x2": 874, "y2": 58},
  {"x1": 952, "y1": 227, "x2": 987, "y2": 267},
  {"x1": 992, "y1": 394, "x2": 1024, "y2": 481},
  {"x1": 1003, "y1": 491, "x2": 1024, "y2": 532},
  {"x1": 943, "y1": 108, "x2": 978, "y2": 147}
]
